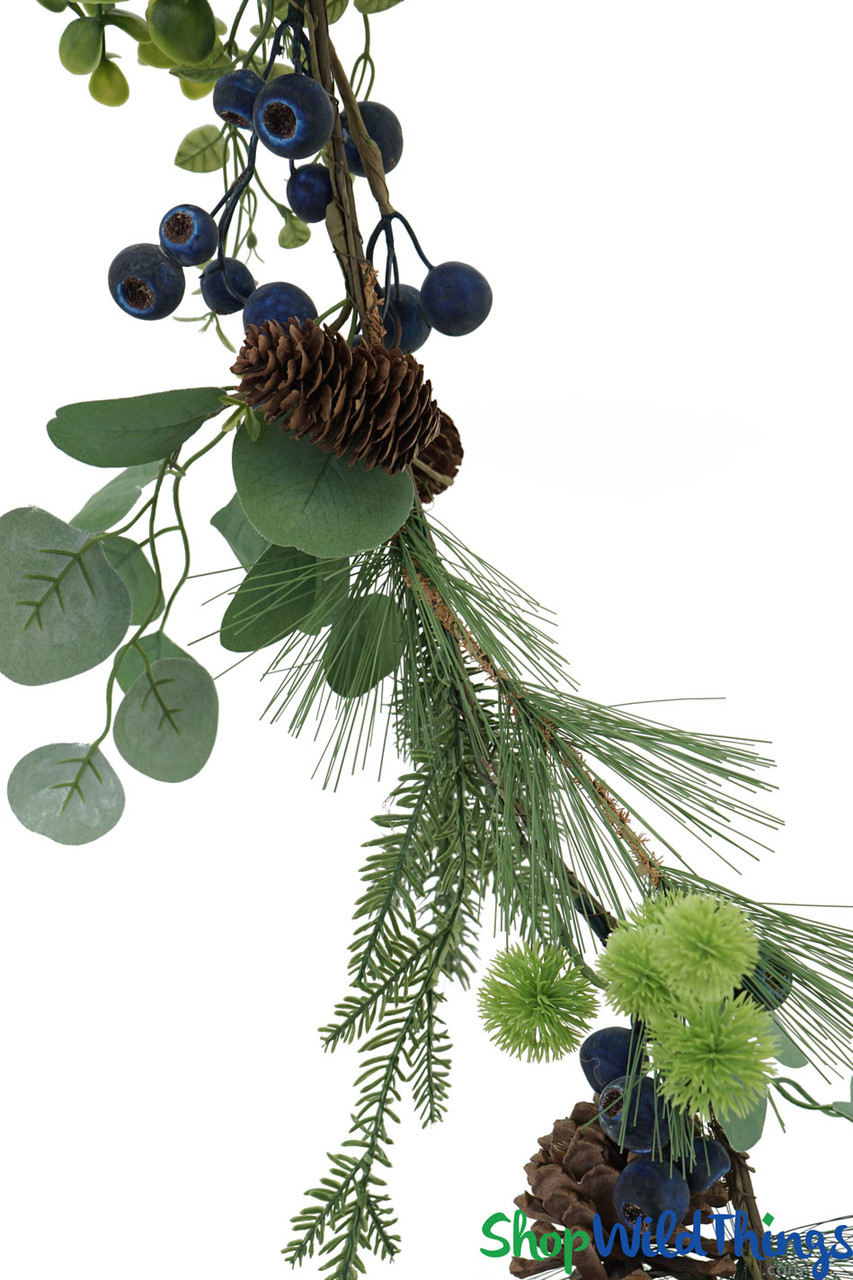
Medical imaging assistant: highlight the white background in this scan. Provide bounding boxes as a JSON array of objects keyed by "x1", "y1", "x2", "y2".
[{"x1": 2, "y1": 2, "x2": 853, "y2": 1277}]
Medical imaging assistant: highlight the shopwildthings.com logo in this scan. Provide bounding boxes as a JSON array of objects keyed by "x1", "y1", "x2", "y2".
[{"x1": 480, "y1": 1209, "x2": 853, "y2": 1278}]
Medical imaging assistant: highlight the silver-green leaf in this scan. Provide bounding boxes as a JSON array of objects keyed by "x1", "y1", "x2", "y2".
[
  {"x1": 7, "y1": 743, "x2": 125, "y2": 845},
  {"x1": 210, "y1": 492, "x2": 269, "y2": 569},
  {"x1": 0, "y1": 507, "x2": 131, "y2": 686},
  {"x1": 113, "y1": 657, "x2": 218, "y2": 782},
  {"x1": 769, "y1": 1016, "x2": 809, "y2": 1069},
  {"x1": 323, "y1": 593, "x2": 405, "y2": 697},
  {"x1": 232, "y1": 421, "x2": 413, "y2": 559},
  {"x1": 101, "y1": 535, "x2": 163, "y2": 625},
  {"x1": 71, "y1": 462, "x2": 162, "y2": 533},
  {"x1": 48, "y1": 387, "x2": 226, "y2": 467},
  {"x1": 115, "y1": 631, "x2": 194, "y2": 693},
  {"x1": 717, "y1": 1093, "x2": 767, "y2": 1152},
  {"x1": 220, "y1": 545, "x2": 317, "y2": 652}
]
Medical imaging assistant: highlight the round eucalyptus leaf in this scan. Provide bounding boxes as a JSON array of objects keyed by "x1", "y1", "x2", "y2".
[
  {"x1": 0, "y1": 507, "x2": 131, "y2": 686},
  {"x1": 101, "y1": 536, "x2": 163, "y2": 625},
  {"x1": 299, "y1": 558, "x2": 350, "y2": 635},
  {"x1": 323, "y1": 593, "x2": 404, "y2": 698},
  {"x1": 717, "y1": 1092, "x2": 767, "y2": 1152},
  {"x1": 48, "y1": 387, "x2": 226, "y2": 467},
  {"x1": 221, "y1": 545, "x2": 317, "y2": 652},
  {"x1": 210, "y1": 492, "x2": 269, "y2": 570},
  {"x1": 8, "y1": 743, "x2": 125, "y2": 845},
  {"x1": 113, "y1": 657, "x2": 218, "y2": 782},
  {"x1": 114, "y1": 632, "x2": 194, "y2": 693},
  {"x1": 232, "y1": 422, "x2": 414, "y2": 559},
  {"x1": 71, "y1": 462, "x2": 162, "y2": 533}
]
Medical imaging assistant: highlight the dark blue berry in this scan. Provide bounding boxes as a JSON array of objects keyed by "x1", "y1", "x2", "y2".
[
  {"x1": 253, "y1": 74, "x2": 335, "y2": 160},
  {"x1": 420, "y1": 260, "x2": 493, "y2": 336},
  {"x1": 744, "y1": 954, "x2": 793, "y2": 1010},
  {"x1": 675, "y1": 1137, "x2": 731, "y2": 1194},
  {"x1": 159, "y1": 204, "x2": 218, "y2": 267},
  {"x1": 599, "y1": 1076, "x2": 670, "y2": 1153},
  {"x1": 286, "y1": 163, "x2": 333, "y2": 223},
  {"x1": 377, "y1": 283, "x2": 431, "y2": 354},
  {"x1": 341, "y1": 101, "x2": 403, "y2": 178},
  {"x1": 108, "y1": 243, "x2": 185, "y2": 320},
  {"x1": 613, "y1": 1158, "x2": 690, "y2": 1228},
  {"x1": 580, "y1": 1026, "x2": 644, "y2": 1093},
  {"x1": 213, "y1": 68, "x2": 265, "y2": 129},
  {"x1": 242, "y1": 281, "x2": 317, "y2": 331},
  {"x1": 200, "y1": 257, "x2": 256, "y2": 315}
]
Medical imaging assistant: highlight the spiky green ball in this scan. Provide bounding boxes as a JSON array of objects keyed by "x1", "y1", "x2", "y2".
[
  {"x1": 648, "y1": 994, "x2": 778, "y2": 1119},
  {"x1": 596, "y1": 922, "x2": 675, "y2": 1022},
  {"x1": 656, "y1": 896, "x2": 760, "y2": 1003},
  {"x1": 477, "y1": 943, "x2": 598, "y2": 1062}
]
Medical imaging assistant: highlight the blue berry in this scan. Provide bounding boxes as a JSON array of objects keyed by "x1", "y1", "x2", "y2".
[
  {"x1": 341, "y1": 101, "x2": 403, "y2": 177},
  {"x1": 213, "y1": 68, "x2": 265, "y2": 129},
  {"x1": 675, "y1": 1137, "x2": 731, "y2": 1194},
  {"x1": 108, "y1": 243, "x2": 185, "y2": 320},
  {"x1": 599, "y1": 1076, "x2": 670, "y2": 1153},
  {"x1": 420, "y1": 260, "x2": 492, "y2": 336},
  {"x1": 286, "y1": 163, "x2": 333, "y2": 223},
  {"x1": 377, "y1": 283, "x2": 431, "y2": 354},
  {"x1": 159, "y1": 204, "x2": 218, "y2": 267},
  {"x1": 242, "y1": 281, "x2": 317, "y2": 331},
  {"x1": 580, "y1": 1026, "x2": 644, "y2": 1093},
  {"x1": 200, "y1": 256, "x2": 256, "y2": 315},
  {"x1": 253, "y1": 74, "x2": 335, "y2": 160},
  {"x1": 613, "y1": 1158, "x2": 690, "y2": 1228},
  {"x1": 745, "y1": 954, "x2": 793, "y2": 1010}
]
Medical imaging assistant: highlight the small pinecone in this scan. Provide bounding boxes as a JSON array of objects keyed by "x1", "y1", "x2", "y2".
[
  {"x1": 510, "y1": 1100, "x2": 736, "y2": 1280},
  {"x1": 231, "y1": 317, "x2": 442, "y2": 474},
  {"x1": 413, "y1": 411, "x2": 463, "y2": 503}
]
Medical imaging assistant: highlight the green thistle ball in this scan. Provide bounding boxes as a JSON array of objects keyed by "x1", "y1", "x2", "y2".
[
  {"x1": 648, "y1": 994, "x2": 778, "y2": 1120},
  {"x1": 656, "y1": 895, "x2": 760, "y2": 1004},
  {"x1": 477, "y1": 942, "x2": 598, "y2": 1063},
  {"x1": 596, "y1": 922, "x2": 675, "y2": 1023}
]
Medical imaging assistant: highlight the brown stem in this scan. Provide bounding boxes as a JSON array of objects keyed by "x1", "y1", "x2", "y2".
[
  {"x1": 710, "y1": 1113, "x2": 775, "y2": 1280},
  {"x1": 304, "y1": 0, "x2": 385, "y2": 345}
]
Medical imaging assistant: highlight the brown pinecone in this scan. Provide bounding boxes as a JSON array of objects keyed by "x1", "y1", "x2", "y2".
[
  {"x1": 413, "y1": 411, "x2": 463, "y2": 503},
  {"x1": 231, "y1": 318, "x2": 442, "y2": 475},
  {"x1": 510, "y1": 1101, "x2": 736, "y2": 1280}
]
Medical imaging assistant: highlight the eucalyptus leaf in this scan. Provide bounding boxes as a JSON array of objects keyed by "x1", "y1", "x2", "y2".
[
  {"x1": 327, "y1": 0, "x2": 349, "y2": 20},
  {"x1": 174, "y1": 123, "x2": 228, "y2": 173},
  {"x1": 354, "y1": 0, "x2": 404, "y2": 12},
  {"x1": 115, "y1": 631, "x2": 194, "y2": 693},
  {"x1": 232, "y1": 422, "x2": 413, "y2": 559},
  {"x1": 48, "y1": 387, "x2": 226, "y2": 466},
  {"x1": 210, "y1": 492, "x2": 269, "y2": 569},
  {"x1": 7, "y1": 743, "x2": 125, "y2": 845},
  {"x1": 0, "y1": 507, "x2": 131, "y2": 686},
  {"x1": 221, "y1": 545, "x2": 318, "y2": 652},
  {"x1": 323, "y1": 594, "x2": 404, "y2": 697},
  {"x1": 717, "y1": 1093, "x2": 767, "y2": 1152},
  {"x1": 71, "y1": 461, "x2": 162, "y2": 532},
  {"x1": 279, "y1": 209, "x2": 311, "y2": 249},
  {"x1": 113, "y1": 657, "x2": 218, "y2": 782},
  {"x1": 769, "y1": 1016, "x2": 809, "y2": 1069},
  {"x1": 101, "y1": 536, "x2": 163, "y2": 625},
  {"x1": 299, "y1": 557, "x2": 349, "y2": 635},
  {"x1": 831, "y1": 1078, "x2": 853, "y2": 1120}
]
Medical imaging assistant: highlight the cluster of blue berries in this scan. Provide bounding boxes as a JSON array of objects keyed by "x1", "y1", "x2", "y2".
[
  {"x1": 580, "y1": 1025, "x2": 731, "y2": 1230},
  {"x1": 107, "y1": 9, "x2": 492, "y2": 355}
]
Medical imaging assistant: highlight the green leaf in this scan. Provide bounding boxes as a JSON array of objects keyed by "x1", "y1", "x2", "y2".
[
  {"x1": 232, "y1": 422, "x2": 413, "y2": 559},
  {"x1": 323, "y1": 593, "x2": 404, "y2": 697},
  {"x1": 327, "y1": 0, "x2": 348, "y2": 20},
  {"x1": 115, "y1": 631, "x2": 194, "y2": 693},
  {"x1": 104, "y1": 10, "x2": 150, "y2": 40},
  {"x1": 279, "y1": 208, "x2": 311, "y2": 249},
  {"x1": 0, "y1": 507, "x2": 131, "y2": 686},
  {"x1": 113, "y1": 657, "x2": 218, "y2": 781},
  {"x1": 299, "y1": 557, "x2": 349, "y2": 635},
  {"x1": 220, "y1": 545, "x2": 317, "y2": 652},
  {"x1": 769, "y1": 1016, "x2": 808, "y2": 1069},
  {"x1": 101, "y1": 536, "x2": 163, "y2": 625},
  {"x1": 354, "y1": 0, "x2": 404, "y2": 12},
  {"x1": 71, "y1": 461, "x2": 162, "y2": 532},
  {"x1": 717, "y1": 1093, "x2": 767, "y2": 1152},
  {"x1": 174, "y1": 123, "x2": 228, "y2": 172},
  {"x1": 59, "y1": 18, "x2": 104, "y2": 75},
  {"x1": 48, "y1": 387, "x2": 226, "y2": 467},
  {"x1": 7, "y1": 743, "x2": 125, "y2": 845},
  {"x1": 89, "y1": 57, "x2": 130, "y2": 107},
  {"x1": 210, "y1": 492, "x2": 269, "y2": 569},
  {"x1": 243, "y1": 405, "x2": 262, "y2": 442}
]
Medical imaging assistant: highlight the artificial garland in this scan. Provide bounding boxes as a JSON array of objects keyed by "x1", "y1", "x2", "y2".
[{"x1": 5, "y1": 3, "x2": 853, "y2": 1279}]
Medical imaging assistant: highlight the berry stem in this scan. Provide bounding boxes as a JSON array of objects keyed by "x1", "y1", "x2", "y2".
[{"x1": 709, "y1": 1111, "x2": 776, "y2": 1280}]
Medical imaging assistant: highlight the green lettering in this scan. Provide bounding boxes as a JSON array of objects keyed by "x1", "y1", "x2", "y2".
[{"x1": 480, "y1": 1212, "x2": 511, "y2": 1259}]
